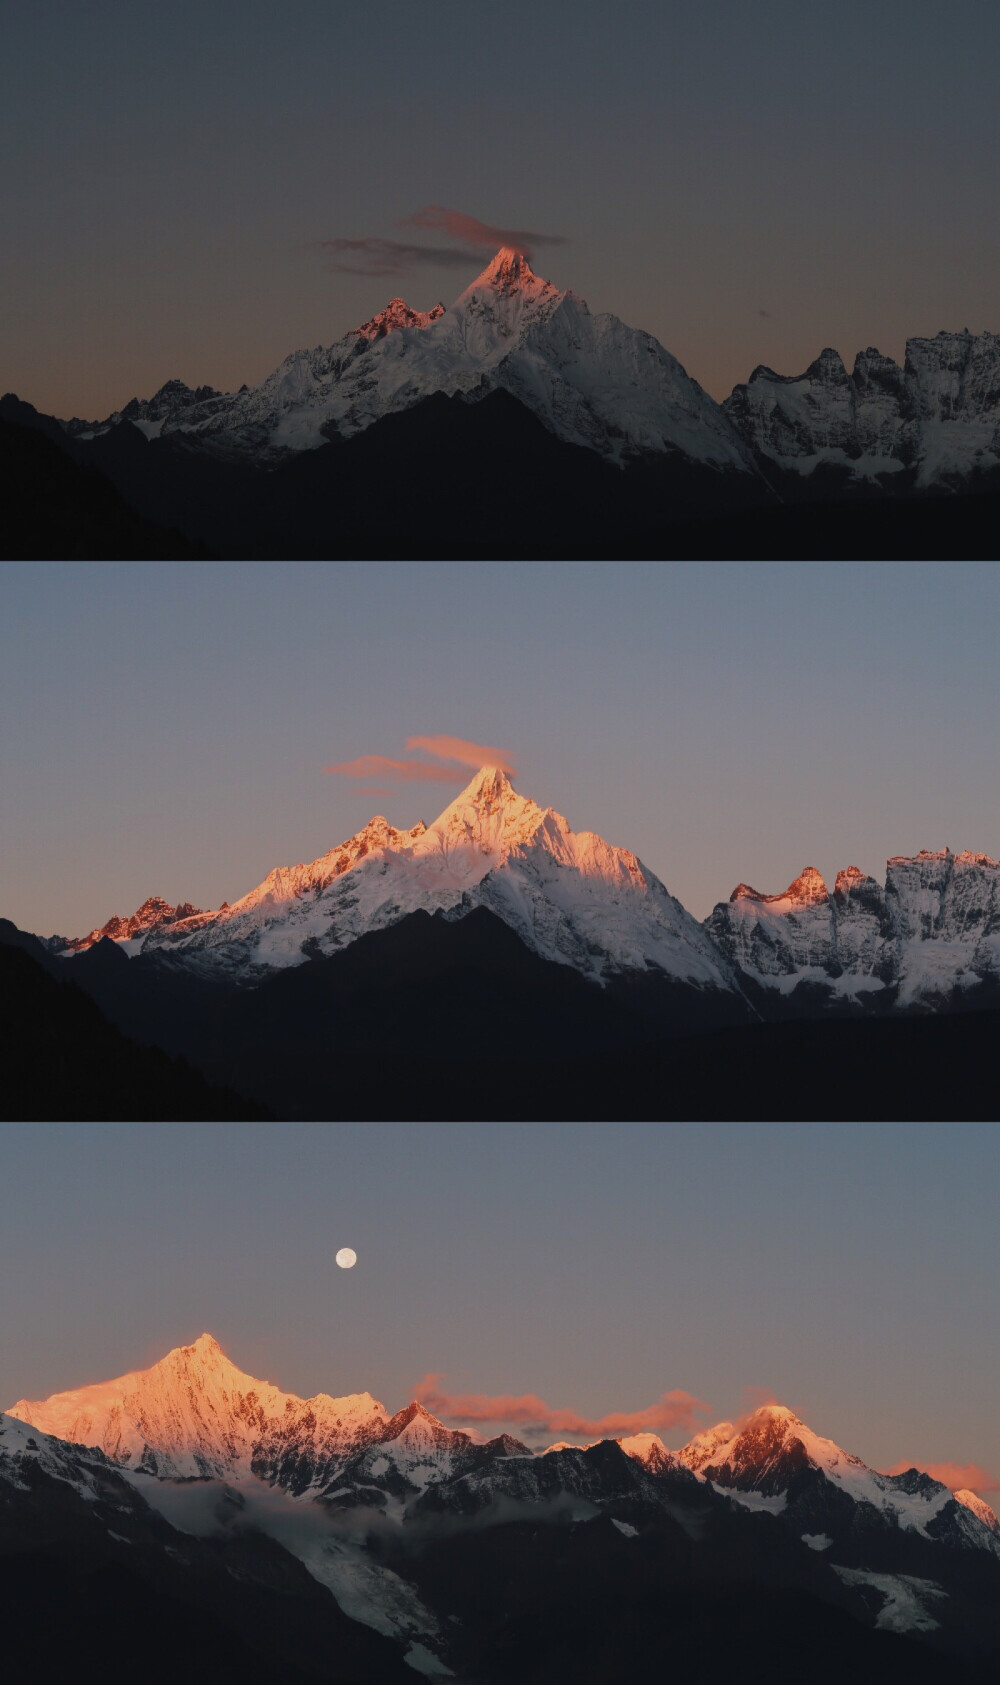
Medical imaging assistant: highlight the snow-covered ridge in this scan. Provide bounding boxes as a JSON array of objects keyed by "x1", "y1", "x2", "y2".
[
  {"x1": 954, "y1": 1489, "x2": 1000, "y2": 1536},
  {"x1": 0, "y1": 1407, "x2": 118, "y2": 1497},
  {"x1": 47, "y1": 894, "x2": 203, "y2": 954},
  {"x1": 724, "y1": 329, "x2": 1000, "y2": 488},
  {"x1": 136, "y1": 765, "x2": 737, "y2": 991},
  {"x1": 669, "y1": 1404, "x2": 1000, "y2": 1557},
  {"x1": 67, "y1": 248, "x2": 758, "y2": 470},
  {"x1": 706, "y1": 846, "x2": 1000, "y2": 1006},
  {"x1": 9, "y1": 1344, "x2": 999, "y2": 1563},
  {"x1": 8, "y1": 1332, "x2": 389, "y2": 1484}
]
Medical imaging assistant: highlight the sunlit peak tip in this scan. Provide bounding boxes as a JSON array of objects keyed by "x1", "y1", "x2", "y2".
[
  {"x1": 749, "y1": 1401, "x2": 801, "y2": 1424},
  {"x1": 475, "y1": 246, "x2": 542, "y2": 288},
  {"x1": 465, "y1": 763, "x2": 517, "y2": 795}
]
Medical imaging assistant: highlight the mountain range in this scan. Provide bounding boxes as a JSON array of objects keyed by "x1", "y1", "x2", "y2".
[
  {"x1": 5, "y1": 1333, "x2": 998, "y2": 1681},
  {"x1": 4, "y1": 766, "x2": 998, "y2": 1120},
  {"x1": 36, "y1": 766, "x2": 1000, "y2": 1015},
  {"x1": 4, "y1": 249, "x2": 999, "y2": 558}
]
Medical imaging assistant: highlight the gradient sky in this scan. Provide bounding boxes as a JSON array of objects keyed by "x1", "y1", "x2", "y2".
[
  {"x1": 1, "y1": 1122, "x2": 996, "y2": 1493},
  {"x1": 3, "y1": 1, "x2": 999, "y2": 417},
  {"x1": 2, "y1": 560, "x2": 999, "y2": 939}
]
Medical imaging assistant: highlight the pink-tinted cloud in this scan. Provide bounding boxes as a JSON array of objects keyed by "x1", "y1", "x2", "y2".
[
  {"x1": 413, "y1": 1374, "x2": 708, "y2": 1440},
  {"x1": 883, "y1": 1458, "x2": 1000, "y2": 1495},
  {"x1": 316, "y1": 237, "x2": 477, "y2": 276},
  {"x1": 316, "y1": 208, "x2": 567, "y2": 276},
  {"x1": 325, "y1": 754, "x2": 468, "y2": 784},
  {"x1": 400, "y1": 206, "x2": 568, "y2": 261},
  {"x1": 406, "y1": 735, "x2": 516, "y2": 774}
]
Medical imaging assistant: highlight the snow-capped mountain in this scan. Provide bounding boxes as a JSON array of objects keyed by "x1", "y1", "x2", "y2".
[
  {"x1": 8, "y1": 1332, "x2": 390, "y2": 1487},
  {"x1": 724, "y1": 330, "x2": 1000, "y2": 489},
  {"x1": 9, "y1": 1339, "x2": 1000, "y2": 1670},
  {"x1": 705, "y1": 848, "x2": 1000, "y2": 1009},
  {"x1": 0, "y1": 1408, "x2": 417, "y2": 1683},
  {"x1": 48, "y1": 791, "x2": 999, "y2": 1019},
  {"x1": 47, "y1": 893, "x2": 203, "y2": 954},
  {"x1": 71, "y1": 248, "x2": 759, "y2": 472},
  {"x1": 132, "y1": 765, "x2": 740, "y2": 996},
  {"x1": 11, "y1": 1340, "x2": 998, "y2": 1557},
  {"x1": 672, "y1": 1403, "x2": 1000, "y2": 1558}
]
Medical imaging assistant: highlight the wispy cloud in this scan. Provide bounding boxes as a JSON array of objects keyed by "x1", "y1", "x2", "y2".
[
  {"x1": 406, "y1": 735, "x2": 515, "y2": 773},
  {"x1": 316, "y1": 238, "x2": 479, "y2": 277},
  {"x1": 413, "y1": 1374, "x2": 708, "y2": 1442},
  {"x1": 326, "y1": 737, "x2": 516, "y2": 786},
  {"x1": 400, "y1": 206, "x2": 568, "y2": 262},
  {"x1": 883, "y1": 1458, "x2": 1000, "y2": 1496},
  {"x1": 317, "y1": 206, "x2": 567, "y2": 276}
]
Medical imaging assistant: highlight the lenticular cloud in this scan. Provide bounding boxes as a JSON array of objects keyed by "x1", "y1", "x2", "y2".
[
  {"x1": 326, "y1": 736, "x2": 516, "y2": 784},
  {"x1": 406, "y1": 735, "x2": 516, "y2": 773}
]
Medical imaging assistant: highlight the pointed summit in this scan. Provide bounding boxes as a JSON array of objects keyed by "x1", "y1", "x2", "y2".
[
  {"x1": 189, "y1": 1332, "x2": 222, "y2": 1353},
  {"x1": 477, "y1": 247, "x2": 541, "y2": 291},
  {"x1": 456, "y1": 764, "x2": 519, "y2": 805},
  {"x1": 430, "y1": 764, "x2": 546, "y2": 853},
  {"x1": 456, "y1": 249, "x2": 562, "y2": 321}
]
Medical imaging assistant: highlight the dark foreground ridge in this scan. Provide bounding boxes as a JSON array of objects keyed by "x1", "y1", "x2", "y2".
[
  {"x1": 3, "y1": 909, "x2": 994, "y2": 1121},
  {"x1": 2, "y1": 396, "x2": 996, "y2": 560},
  {"x1": 0, "y1": 925, "x2": 269, "y2": 1121},
  {"x1": 0, "y1": 413, "x2": 210, "y2": 560},
  {"x1": 2, "y1": 1405, "x2": 991, "y2": 1685}
]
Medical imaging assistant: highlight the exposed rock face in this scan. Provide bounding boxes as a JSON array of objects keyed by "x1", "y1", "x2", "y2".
[
  {"x1": 705, "y1": 849, "x2": 1000, "y2": 1008},
  {"x1": 725, "y1": 329, "x2": 1000, "y2": 489},
  {"x1": 50, "y1": 894, "x2": 204, "y2": 953}
]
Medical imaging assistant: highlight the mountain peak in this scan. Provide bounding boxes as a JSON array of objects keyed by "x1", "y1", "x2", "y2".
[
  {"x1": 480, "y1": 246, "x2": 539, "y2": 288},
  {"x1": 352, "y1": 298, "x2": 445, "y2": 341},
  {"x1": 955, "y1": 1489, "x2": 1000, "y2": 1533},
  {"x1": 55, "y1": 894, "x2": 204, "y2": 953},
  {"x1": 187, "y1": 1332, "x2": 223, "y2": 1356},
  {"x1": 459, "y1": 247, "x2": 560, "y2": 309},
  {"x1": 461, "y1": 764, "x2": 518, "y2": 803},
  {"x1": 784, "y1": 867, "x2": 829, "y2": 904},
  {"x1": 729, "y1": 869, "x2": 827, "y2": 908},
  {"x1": 430, "y1": 764, "x2": 544, "y2": 850}
]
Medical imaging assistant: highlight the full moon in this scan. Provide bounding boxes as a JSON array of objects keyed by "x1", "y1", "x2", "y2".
[{"x1": 335, "y1": 1247, "x2": 357, "y2": 1270}]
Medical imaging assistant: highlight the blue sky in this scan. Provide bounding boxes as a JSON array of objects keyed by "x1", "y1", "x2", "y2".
[
  {"x1": 3, "y1": 1, "x2": 998, "y2": 415},
  {"x1": 2, "y1": 1122, "x2": 997, "y2": 1491},
  {"x1": 2, "y1": 561, "x2": 998, "y2": 937}
]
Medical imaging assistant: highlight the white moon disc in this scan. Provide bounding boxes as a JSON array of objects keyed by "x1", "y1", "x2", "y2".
[{"x1": 335, "y1": 1247, "x2": 357, "y2": 1269}]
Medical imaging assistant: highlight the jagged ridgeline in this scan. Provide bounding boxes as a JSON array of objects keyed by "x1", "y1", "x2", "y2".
[
  {"x1": 4, "y1": 766, "x2": 998, "y2": 1120},
  {"x1": 4, "y1": 1333, "x2": 999, "y2": 1682},
  {"x1": 4, "y1": 248, "x2": 999, "y2": 557}
]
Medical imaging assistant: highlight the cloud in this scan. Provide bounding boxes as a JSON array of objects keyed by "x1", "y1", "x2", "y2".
[
  {"x1": 316, "y1": 207, "x2": 567, "y2": 275},
  {"x1": 413, "y1": 1374, "x2": 708, "y2": 1441},
  {"x1": 400, "y1": 206, "x2": 568, "y2": 261},
  {"x1": 883, "y1": 1458, "x2": 1000, "y2": 1496},
  {"x1": 316, "y1": 238, "x2": 477, "y2": 277},
  {"x1": 325, "y1": 754, "x2": 468, "y2": 784},
  {"x1": 406, "y1": 735, "x2": 516, "y2": 773},
  {"x1": 326, "y1": 737, "x2": 515, "y2": 786}
]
